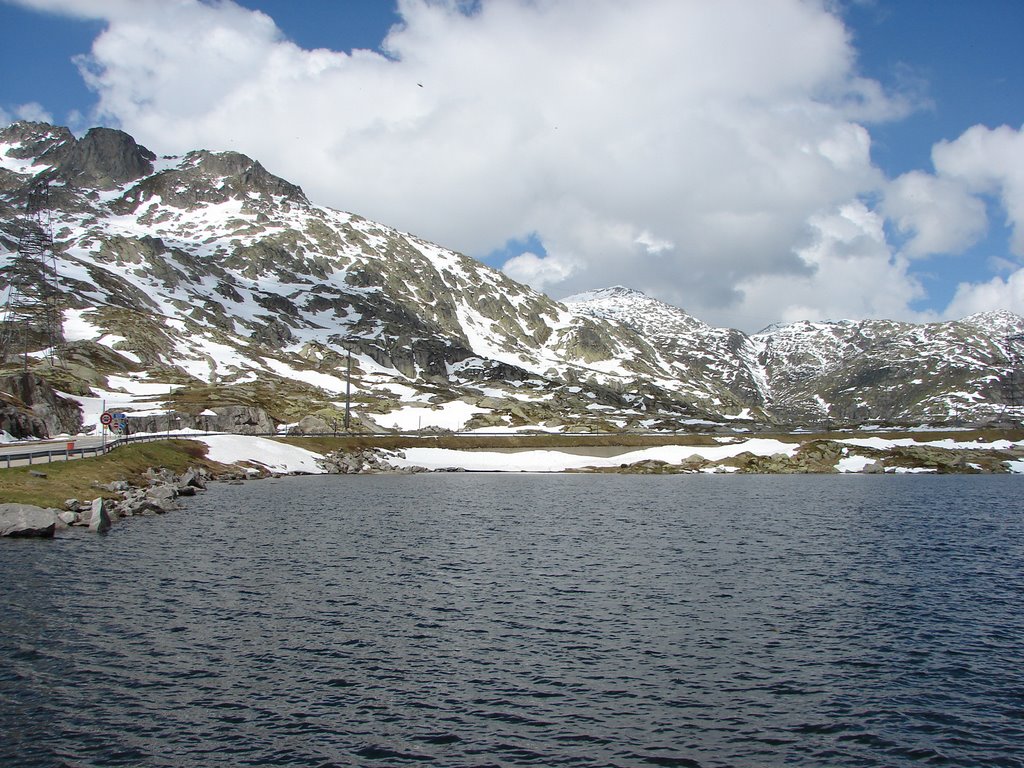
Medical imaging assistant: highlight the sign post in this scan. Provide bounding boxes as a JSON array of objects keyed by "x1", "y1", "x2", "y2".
[{"x1": 100, "y1": 410, "x2": 113, "y2": 451}]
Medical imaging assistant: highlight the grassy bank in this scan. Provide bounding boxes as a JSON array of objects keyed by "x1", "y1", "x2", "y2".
[
  {"x1": 3, "y1": 428, "x2": 1022, "y2": 509},
  {"x1": 0, "y1": 439, "x2": 224, "y2": 508},
  {"x1": 275, "y1": 427, "x2": 1024, "y2": 452}
]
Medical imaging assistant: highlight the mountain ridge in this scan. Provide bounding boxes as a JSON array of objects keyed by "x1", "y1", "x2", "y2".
[{"x1": 2, "y1": 121, "x2": 1022, "y2": 437}]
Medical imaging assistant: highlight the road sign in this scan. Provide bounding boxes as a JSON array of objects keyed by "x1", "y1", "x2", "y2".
[{"x1": 100, "y1": 412, "x2": 113, "y2": 426}]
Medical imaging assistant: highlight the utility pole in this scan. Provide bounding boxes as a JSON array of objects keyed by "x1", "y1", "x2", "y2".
[
  {"x1": 344, "y1": 347, "x2": 352, "y2": 431},
  {"x1": 0, "y1": 183, "x2": 64, "y2": 369}
]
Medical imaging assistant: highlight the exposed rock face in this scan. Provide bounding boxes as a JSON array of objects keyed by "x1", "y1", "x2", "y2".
[
  {"x1": 51, "y1": 127, "x2": 156, "y2": 190},
  {"x1": 319, "y1": 448, "x2": 407, "y2": 474},
  {"x1": 289, "y1": 415, "x2": 331, "y2": 435},
  {"x1": 0, "y1": 503, "x2": 57, "y2": 537},
  {"x1": 121, "y1": 149, "x2": 306, "y2": 211},
  {"x1": 0, "y1": 373, "x2": 83, "y2": 438},
  {"x1": 0, "y1": 122, "x2": 74, "y2": 161},
  {"x1": 251, "y1": 319, "x2": 295, "y2": 349},
  {"x1": 124, "y1": 405, "x2": 275, "y2": 435},
  {"x1": 2, "y1": 121, "x2": 1023, "y2": 433}
]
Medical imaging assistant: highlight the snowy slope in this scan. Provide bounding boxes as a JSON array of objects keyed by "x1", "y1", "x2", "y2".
[
  {"x1": 566, "y1": 287, "x2": 1024, "y2": 424},
  {"x1": 0, "y1": 122, "x2": 705, "y2": 432},
  {"x1": 3, "y1": 121, "x2": 1023, "y2": 431}
]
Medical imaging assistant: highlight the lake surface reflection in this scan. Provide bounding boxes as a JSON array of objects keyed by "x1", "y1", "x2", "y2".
[{"x1": 2, "y1": 473, "x2": 1023, "y2": 767}]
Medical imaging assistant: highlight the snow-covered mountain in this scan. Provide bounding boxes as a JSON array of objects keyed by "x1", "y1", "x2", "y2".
[
  {"x1": 1, "y1": 121, "x2": 1022, "y2": 435},
  {"x1": 567, "y1": 286, "x2": 1024, "y2": 425}
]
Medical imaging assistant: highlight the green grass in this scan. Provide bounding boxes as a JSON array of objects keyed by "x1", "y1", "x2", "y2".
[
  {"x1": 276, "y1": 427, "x2": 1024, "y2": 452},
  {"x1": 4, "y1": 427, "x2": 1021, "y2": 509},
  {"x1": 0, "y1": 439, "x2": 225, "y2": 508},
  {"x1": 274, "y1": 432, "x2": 730, "y2": 453}
]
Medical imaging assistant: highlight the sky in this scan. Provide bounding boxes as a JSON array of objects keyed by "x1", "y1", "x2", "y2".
[{"x1": 0, "y1": 0, "x2": 1022, "y2": 332}]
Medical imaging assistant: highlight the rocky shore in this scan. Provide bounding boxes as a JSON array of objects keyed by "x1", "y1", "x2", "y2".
[
  {"x1": 3, "y1": 437, "x2": 1021, "y2": 538},
  {"x1": 583, "y1": 438, "x2": 1024, "y2": 474},
  {"x1": 0, "y1": 447, "x2": 415, "y2": 538},
  {"x1": 0, "y1": 465, "x2": 223, "y2": 537}
]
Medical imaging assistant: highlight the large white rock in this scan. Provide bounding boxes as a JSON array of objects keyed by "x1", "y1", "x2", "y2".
[
  {"x1": 89, "y1": 497, "x2": 111, "y2": 533},
  {"x1": 0, "y1": 503, "x2": 58, "y2": 537}
]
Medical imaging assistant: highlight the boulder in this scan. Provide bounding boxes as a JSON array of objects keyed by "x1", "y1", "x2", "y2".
[
  {"x1": 145, "y1": 467, "x2": 177, "y2": 486},
  {"x1": 0, "y1": 503, "x2": 57, "y2": 537},
  {"x1": 0, "y1": 372, "x2": 84, "y2": 439},
  {"x1": 88, "y1": 497, "x2": 111, "y2": 533},
  {"x1": 320, "y1": 448, "x2": 402, "y2": 474},
  {"x1": 178, "y1": 467, "x2": 208, "y2": 490},
  {"x1": 289, "y1": 415, "x2": 331, "y2": 435},
  {"x1": 145, "y1": 486, "x2": 178, "y2": 512}
]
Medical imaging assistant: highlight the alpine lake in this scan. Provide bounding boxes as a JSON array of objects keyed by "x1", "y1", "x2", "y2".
[{"x1": 2, "y1": 472, "x2": 1022, "y2": 767}]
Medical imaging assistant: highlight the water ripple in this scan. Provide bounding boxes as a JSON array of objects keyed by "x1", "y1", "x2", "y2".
[{"x1": 2, "y1": 474, "x2": 1023, "y2": 767}]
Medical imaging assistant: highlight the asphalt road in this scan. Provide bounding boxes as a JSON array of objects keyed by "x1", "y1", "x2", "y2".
[{"x1": 0, "y1": 434, "x2": 116, "y2": 468}]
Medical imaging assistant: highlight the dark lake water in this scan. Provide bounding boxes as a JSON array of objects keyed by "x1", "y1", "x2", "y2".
[{"x1": 2, "y1": 474, "x2": 1023, "y2": 767}]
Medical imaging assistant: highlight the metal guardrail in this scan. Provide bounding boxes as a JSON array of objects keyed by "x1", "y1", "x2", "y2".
[
  {"x1": 0, "y1": 428, "x2": 703, "y2": 469},
  {"x1": 0, "y1": 433, "x2": 175, "y2": 469},
  {"x1": 6, "y1": 422, "x2": 1020, "y2": 470}
]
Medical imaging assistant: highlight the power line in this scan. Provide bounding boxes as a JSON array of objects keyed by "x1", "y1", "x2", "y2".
[{"x1": 0, "y1": 182, "x2": 64, "y2": 370}]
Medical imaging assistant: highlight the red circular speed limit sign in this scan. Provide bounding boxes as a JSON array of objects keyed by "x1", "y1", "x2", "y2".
[{"x1": 100, "y1": 412, "x2": 113, "y2": 426}]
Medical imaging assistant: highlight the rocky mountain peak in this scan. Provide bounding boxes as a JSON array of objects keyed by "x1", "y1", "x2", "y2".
[
  {"x1": 0, "y1": 121, "x2": 74, "y2": 161},
  {"x1": 958, "y1": 309, "x2": 1024, "y2": 337},
  {"x1": 123, "y1": 148, "x2": 307, "y2": 211},
  {"x1": 2, "y1": 120, "x2": 1023, "y2": 433},
  {"x1": 564, "y1": 285, "x2": 647, "y2": 303},
  {"x1": 0, "y1": 123, "x2": 155, "y2": 190},
  {"x1": 565, "y1": 285, "x2": 708, "y2": 333},
  {"x1": 53, "y1": 126, "x2": 156, "y2": 190}
]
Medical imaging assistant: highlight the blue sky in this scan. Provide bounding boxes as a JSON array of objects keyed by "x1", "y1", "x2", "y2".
[{"x1": 0, "y1": 0, "x2": 1022, "y2": 330}]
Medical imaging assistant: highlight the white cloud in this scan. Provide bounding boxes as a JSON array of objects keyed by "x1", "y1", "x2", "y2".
[
  {"x1": 502, "y1": 250, "x2": 578, "y2": 293},
  {"x1": 883, "y1": 170, "x2": 988, "y2": 258},
  {"x1": 736, "y1": 201, "x2": 927, "y2": 328},
  {"x1": 0, "y1": 101, "x2": 55, "y2": 124},
  {"x1": 944, "y1": 268, "x2": 1024, "y2": 318},
  {"x1": 932, "y1": 124, "x2": 1024, "y2": 256},
  {"x1": 13, "y1": 0, "x2": 1016, "y2": 330}
]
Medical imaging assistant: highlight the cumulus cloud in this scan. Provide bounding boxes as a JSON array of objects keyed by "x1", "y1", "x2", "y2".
[
  {"x1": 932, "y1": 124, "x2": 1024, "y2": 256},
  {"x1": 877, "y1": 124, "x2": 1024, "y2": 321},
  {"x1": 7, "y1": 0, "x2": 1016, "y2": 329},
  {"x1": 944, "y1": 269, "x2": 1024, "y2": 318},
  {"x1": 736, "y1": 201, "x2": 927, "y2": 328},
  {"x1": 883, "y1": 170, "x2": 988, "y2": 258},
  {"x1": 0, "y1": 101, "x2": 55, "y2": 124}
]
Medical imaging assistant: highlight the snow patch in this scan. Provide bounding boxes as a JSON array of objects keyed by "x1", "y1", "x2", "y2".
[
  {"x1": 394, "y1": 438, "x2": 796, "y2": 472},
  {"x1": 192, "y1": 434, "x2": 325, "y2": 475}
]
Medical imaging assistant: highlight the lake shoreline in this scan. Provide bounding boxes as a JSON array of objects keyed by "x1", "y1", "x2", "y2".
[{"x1": 2, "y1": 429, "x2": 1023, "y2": 532}]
